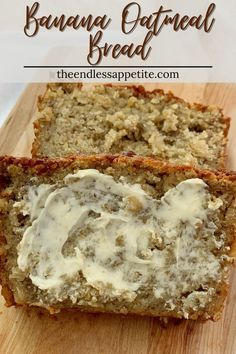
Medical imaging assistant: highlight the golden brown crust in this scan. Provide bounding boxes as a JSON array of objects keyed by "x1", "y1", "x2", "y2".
[
  {"x1": 31, "y1": 83, "x2": 230, "y2": 170},
  {"x1": 0, "y1": 154, "x2": 235, "y2": 319},
  {"x1": 1, "y1": 154, "x2": 236, "y2": 182}
]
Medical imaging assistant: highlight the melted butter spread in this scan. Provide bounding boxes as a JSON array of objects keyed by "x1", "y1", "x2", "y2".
[{"x1": 16, "y1": 170, "x2": 224, "y2": 310}]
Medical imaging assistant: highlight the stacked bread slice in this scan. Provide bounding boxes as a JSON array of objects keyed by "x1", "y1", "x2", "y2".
[
  {"x1": 32, "y1": 84, "x2": 229, "y2": 169},
  {"x1": 0, "y1": 84, "x2": 235, "y2": 321}
]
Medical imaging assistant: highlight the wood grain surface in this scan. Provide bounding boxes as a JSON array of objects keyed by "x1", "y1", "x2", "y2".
[{"x1": 0, "y1": 83, "x2": 235, "y2": 354}]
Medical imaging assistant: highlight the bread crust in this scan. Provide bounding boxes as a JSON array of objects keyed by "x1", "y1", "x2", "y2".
[
  {"x1": 1, "y1": 154, "x2": 236, "y2": 181},
  {"x1": 0, "y1": 154, "x2": 235, "y2": 320},
  {"x1": 31, "y1": 84, "x2": 230, "y2": 170}
]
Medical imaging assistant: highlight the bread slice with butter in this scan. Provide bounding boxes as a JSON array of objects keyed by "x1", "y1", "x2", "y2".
[
  {"x1": 32, "y1": 84, "x2": 230, "y2": 170},
  {"x1": 0, "y1": 155, "x2": 235, "y2": 320}
]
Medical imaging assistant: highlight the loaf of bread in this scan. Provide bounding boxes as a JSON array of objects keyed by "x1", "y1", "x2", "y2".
[
  {"x1": 0, "y1": 155, "x2": 235, "y2": 320},
  {"x1": 32, "y1": 84, "x2": 230, "y2": 170}
]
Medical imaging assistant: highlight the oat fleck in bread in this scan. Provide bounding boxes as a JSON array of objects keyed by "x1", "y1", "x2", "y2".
[
  {"x1": 0, "y1": 155, "x2": 235, "y2": 320},
  {"x1": 32, "y1": 84, "x2": 230, "y2": 170}
]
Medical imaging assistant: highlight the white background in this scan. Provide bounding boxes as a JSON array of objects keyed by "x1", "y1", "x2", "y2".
[
  {"x1": 0, "y1": 0, "x2": 235, "y2": 82},
  {"x1": 0, "y1": 84, "x2": 25, "y2": 126}
]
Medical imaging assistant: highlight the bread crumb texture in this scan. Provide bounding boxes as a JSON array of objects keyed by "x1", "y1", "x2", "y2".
[
  {"x1": 1, "y1": 157, "x2": 235, "y2": 320},
  {"x1": 33, "y1": 84, "x2": 228, "y2": 170}
]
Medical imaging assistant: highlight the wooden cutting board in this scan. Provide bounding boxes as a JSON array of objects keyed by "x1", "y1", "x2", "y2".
[{"x1": 0, "y1": 83, "x2": 235, "y2": 354}]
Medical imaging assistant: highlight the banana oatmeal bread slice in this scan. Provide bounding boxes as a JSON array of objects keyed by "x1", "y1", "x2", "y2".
[
  {"x1": 32, "y1": 84, "x2": 230, "y2": 170},
  {"x1": 0, "y1": 155, "x2": 235, "y2": 320}
]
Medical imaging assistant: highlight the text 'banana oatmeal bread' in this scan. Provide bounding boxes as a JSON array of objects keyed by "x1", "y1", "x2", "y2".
[
  {"x1": 0, "y1": 155, "x2": 235, "y2": 320},
  {"x1": 32, "y1": 84, "x2": 230, "y2": 170}
]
